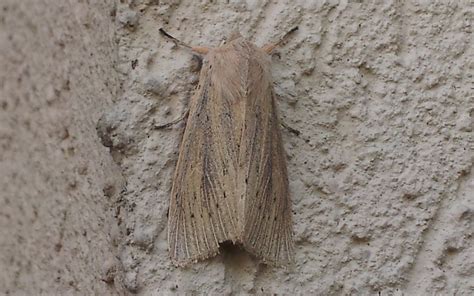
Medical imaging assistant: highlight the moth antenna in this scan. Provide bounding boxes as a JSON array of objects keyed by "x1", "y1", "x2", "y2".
[
  {"x1": 159, "y1": 28, "x2": 210, "y2": 55},
  {"x1": 262, "y1": 26, "x2": 299, "y2": 54},
  {"x1": 159, "y1": 28, "x2": 192, "y2": 49},
  {"x1": 280, "y1": 121, "x2": 301, "y2": 136}
]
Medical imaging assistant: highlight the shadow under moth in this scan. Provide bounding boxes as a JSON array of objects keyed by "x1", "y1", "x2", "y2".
[{"x1": 158, "y1": 27, "x2": 298, "y2": 267}]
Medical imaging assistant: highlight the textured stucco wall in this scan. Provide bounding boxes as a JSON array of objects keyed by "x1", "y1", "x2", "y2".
[
  {"x1": 0, "y1": 1, "x2": 125, "y2": 295},
  {"x1": 1, "y1": 0, "x2": 473, "y2": 295}
]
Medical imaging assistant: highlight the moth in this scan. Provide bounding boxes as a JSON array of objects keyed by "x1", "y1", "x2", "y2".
[{"x1": 158, "y1": 27, "x2": 298, "y2": 266}]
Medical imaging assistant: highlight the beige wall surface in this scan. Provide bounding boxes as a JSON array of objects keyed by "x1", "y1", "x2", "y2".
[
  {"x1": 1, "y1": 1, "x2": 472, "y2": 295},
  {"x1": 0, "y1": 1, "x2": 125, "y2": 295}
]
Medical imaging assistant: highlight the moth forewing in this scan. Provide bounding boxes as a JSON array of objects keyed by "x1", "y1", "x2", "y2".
[{"x1": 167, "y1": 32, "x2": 294, "y2": 266}]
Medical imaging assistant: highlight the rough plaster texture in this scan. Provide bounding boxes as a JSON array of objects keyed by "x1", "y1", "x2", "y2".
[
  {"x1": 1, "y1": 0, "x2": 473, "y2": 295},
  {"x1": 0, "y1": 1, "x2": 125, "y2": 295}
]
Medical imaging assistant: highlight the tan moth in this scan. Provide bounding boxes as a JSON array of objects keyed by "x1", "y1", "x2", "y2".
[{"x1": 158, "y1": 27, "x2": 298, "y2": 266}]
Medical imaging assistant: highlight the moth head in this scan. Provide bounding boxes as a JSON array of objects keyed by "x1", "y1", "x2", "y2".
[
  {"x1": 220, "y1": 31, "x2": 242, "y2": 46},
  {"x1": 227, "y1": 31, "x2": 242, "y2": 42}
]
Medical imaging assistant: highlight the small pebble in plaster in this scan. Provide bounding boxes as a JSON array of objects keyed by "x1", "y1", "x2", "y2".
[
  {"x1": 132, "y1": 225, "x2": 156, "y2": 251},
  {"x1": 456, "y1": 112, "x2": 472, "y2": 132},
  {"x1": 117, "y1": 8, "x2": 139, "y2": 30},
  {"x1": 143, "y1": 76, "x2": 164, "y2": 95},
  {"x1": 100, "y1": 258, "x2": 118, "y2": 284},
  {"x1": 103, "y1": 184, "x2": 116, "y2": 198},
  {"x1": 123, "y1": 270, "x2": 138, "y2": 292}
]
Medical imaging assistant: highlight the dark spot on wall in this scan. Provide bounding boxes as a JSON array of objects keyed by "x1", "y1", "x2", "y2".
[{"x1": 131, "y1": 59, "x2": 138, "y2": 69}]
